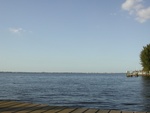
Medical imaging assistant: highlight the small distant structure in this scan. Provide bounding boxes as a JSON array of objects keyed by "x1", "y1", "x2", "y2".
[
  {"x1": 126, "y1": 70, "x2": 150, "y2": 77},
  {"x1": 126, "y1": 71, "x2": 138, "y2": 77}
]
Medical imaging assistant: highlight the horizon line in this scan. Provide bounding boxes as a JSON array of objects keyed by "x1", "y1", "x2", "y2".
[{"x1": 0, "y1": 71, "x2": 125, "y2": 74}]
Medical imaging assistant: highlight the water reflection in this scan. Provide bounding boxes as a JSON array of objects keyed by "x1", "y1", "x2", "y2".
[{"x1": 141, "y1": 76, "x2": 150, "y2": 111}]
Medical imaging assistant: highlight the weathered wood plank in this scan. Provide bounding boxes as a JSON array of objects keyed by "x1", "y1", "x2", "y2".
[
  {"x1": 134, "y1": 111, "x2": 147, "y2": 113},
  {"x1": 122, "y1": 111, "x2": 134, "y2": 113},
  {"x1": 15, "y1": 104, "x2": 45, "y2": 113},
  {"x1": 0, "y1": 101, "x2": 20, "y2": 107},
  {"x1": 109, "y1": 110, "x2": 121, "y2": 113},
  {"x1": 29, "y1": 106, "x2": 55, "y2": 113},
  {"x1": 0, "y1": 102, "x2": 34, "y2": 112},
  {"x1": 0, "y1": 102, "x2": 12, "y2": 106},
  {"x1": 71, "y1": 108, "x2": 88, "y2": 113},
  {"x1": 84, "y1": 109, "x2": 99, "y2": 113},
  {"x1": 96, "y1": 110, "x2": 110, "y2": 113},
  {"x1": 43, "y1": 106, "x2": 66, "y2": 113},
  {"x1": 57, "y1": 108, "x2": 76, "y2": 113},
  {"x1": 0, "y1": 101, "x2": 23, "y2": 106},
  {"x1": 0, "y1": 101, "x2": 12, "y2": 105}
]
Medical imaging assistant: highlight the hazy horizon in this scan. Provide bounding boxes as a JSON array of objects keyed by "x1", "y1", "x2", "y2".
[{"x1": 0, "y1": 71, "x2": 125, "y2": 73}]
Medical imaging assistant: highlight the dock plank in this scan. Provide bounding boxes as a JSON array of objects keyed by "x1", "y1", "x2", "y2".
[
  {"x1": 0, "y1": 102, "x2": 20, "y2": 111},
  {"x1": 109, "y1": 110, "x2": 121, "y2": 113},
  {"x1": 71, "y1": 108, "x2": 88, "y2": 113},
  {"x1": 29, "y1": 106, "x2": 56, "y2": 113},
  {"x1": 84, "y1": 109, "x2": 99, "y2": 113},
  {"x1": 0, "y1": 101, "x2": 12, "y2": 105},
  {"x1": 96, "y1": 110, "x2": 110, "y2": 113},
  {"x1": 134, "y1": 111, "x2": 147, "y2": 113},
  {"x1": 0, "y1": 102, "x2": 12, "y2": 107},
  {"x1": 14, "y1": 104, "x2": 44, "y2": 113},
  {"x1": 57, "y1": 108, "x2": 76, "y2": 113},
  {"x1": 0, "y1": 101, "x2": 18, "y2": 106},
  {"x1": 0, "y1": 102, "x2": 35, "y2": 113},
  {"x1": 122, "y1": 111, "x2": 134, "y2": 113},
  {"x1": 43, "y1": 106, "x2": 66, "y2": 113}
]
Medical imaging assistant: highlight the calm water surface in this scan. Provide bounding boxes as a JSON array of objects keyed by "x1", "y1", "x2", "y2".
[{"x1": 0, "y1": 73, "x2": 150, "y2": 111}]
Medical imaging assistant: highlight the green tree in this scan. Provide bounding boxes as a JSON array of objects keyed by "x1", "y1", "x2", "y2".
[{"x1": 140, "y1": 44, "x2": 150, "y2": 73}]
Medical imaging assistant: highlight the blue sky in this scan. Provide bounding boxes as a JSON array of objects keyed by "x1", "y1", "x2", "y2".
[{"x1": 0, "y1": 0, "x2": 150, "y2": 73}]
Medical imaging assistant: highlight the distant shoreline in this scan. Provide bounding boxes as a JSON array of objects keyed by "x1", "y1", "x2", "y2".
[{"x1": 0, "y1": 71, "x2": 125, "y2": 74}]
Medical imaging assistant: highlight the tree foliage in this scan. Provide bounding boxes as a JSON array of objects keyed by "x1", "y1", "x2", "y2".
[{"x1": 140, "y1": 44, "x2": 150, "y2": 72}]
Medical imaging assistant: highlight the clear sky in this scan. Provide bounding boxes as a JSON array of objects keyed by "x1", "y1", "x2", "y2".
[{"x1": 0, "y1": 0, "x2": 150, "y2": 73}]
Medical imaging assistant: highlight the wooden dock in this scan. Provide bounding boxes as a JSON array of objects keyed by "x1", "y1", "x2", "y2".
[{"x1": 0, "y1": 101, "x2": 149, "y2": 113}]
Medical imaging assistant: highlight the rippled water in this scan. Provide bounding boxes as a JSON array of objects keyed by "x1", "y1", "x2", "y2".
[{"x1": 0, "y1": 72, "x2": 150, "y2": 111}]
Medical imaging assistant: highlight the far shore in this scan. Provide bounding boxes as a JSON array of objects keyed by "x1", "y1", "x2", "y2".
[{"x1": 0, "y1": 71, "x2": 125, "y2": 74}]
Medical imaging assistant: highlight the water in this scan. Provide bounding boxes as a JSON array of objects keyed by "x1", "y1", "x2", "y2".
[{"x1": 0, "y1": 72, "x2": 150, "y2": 111}]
